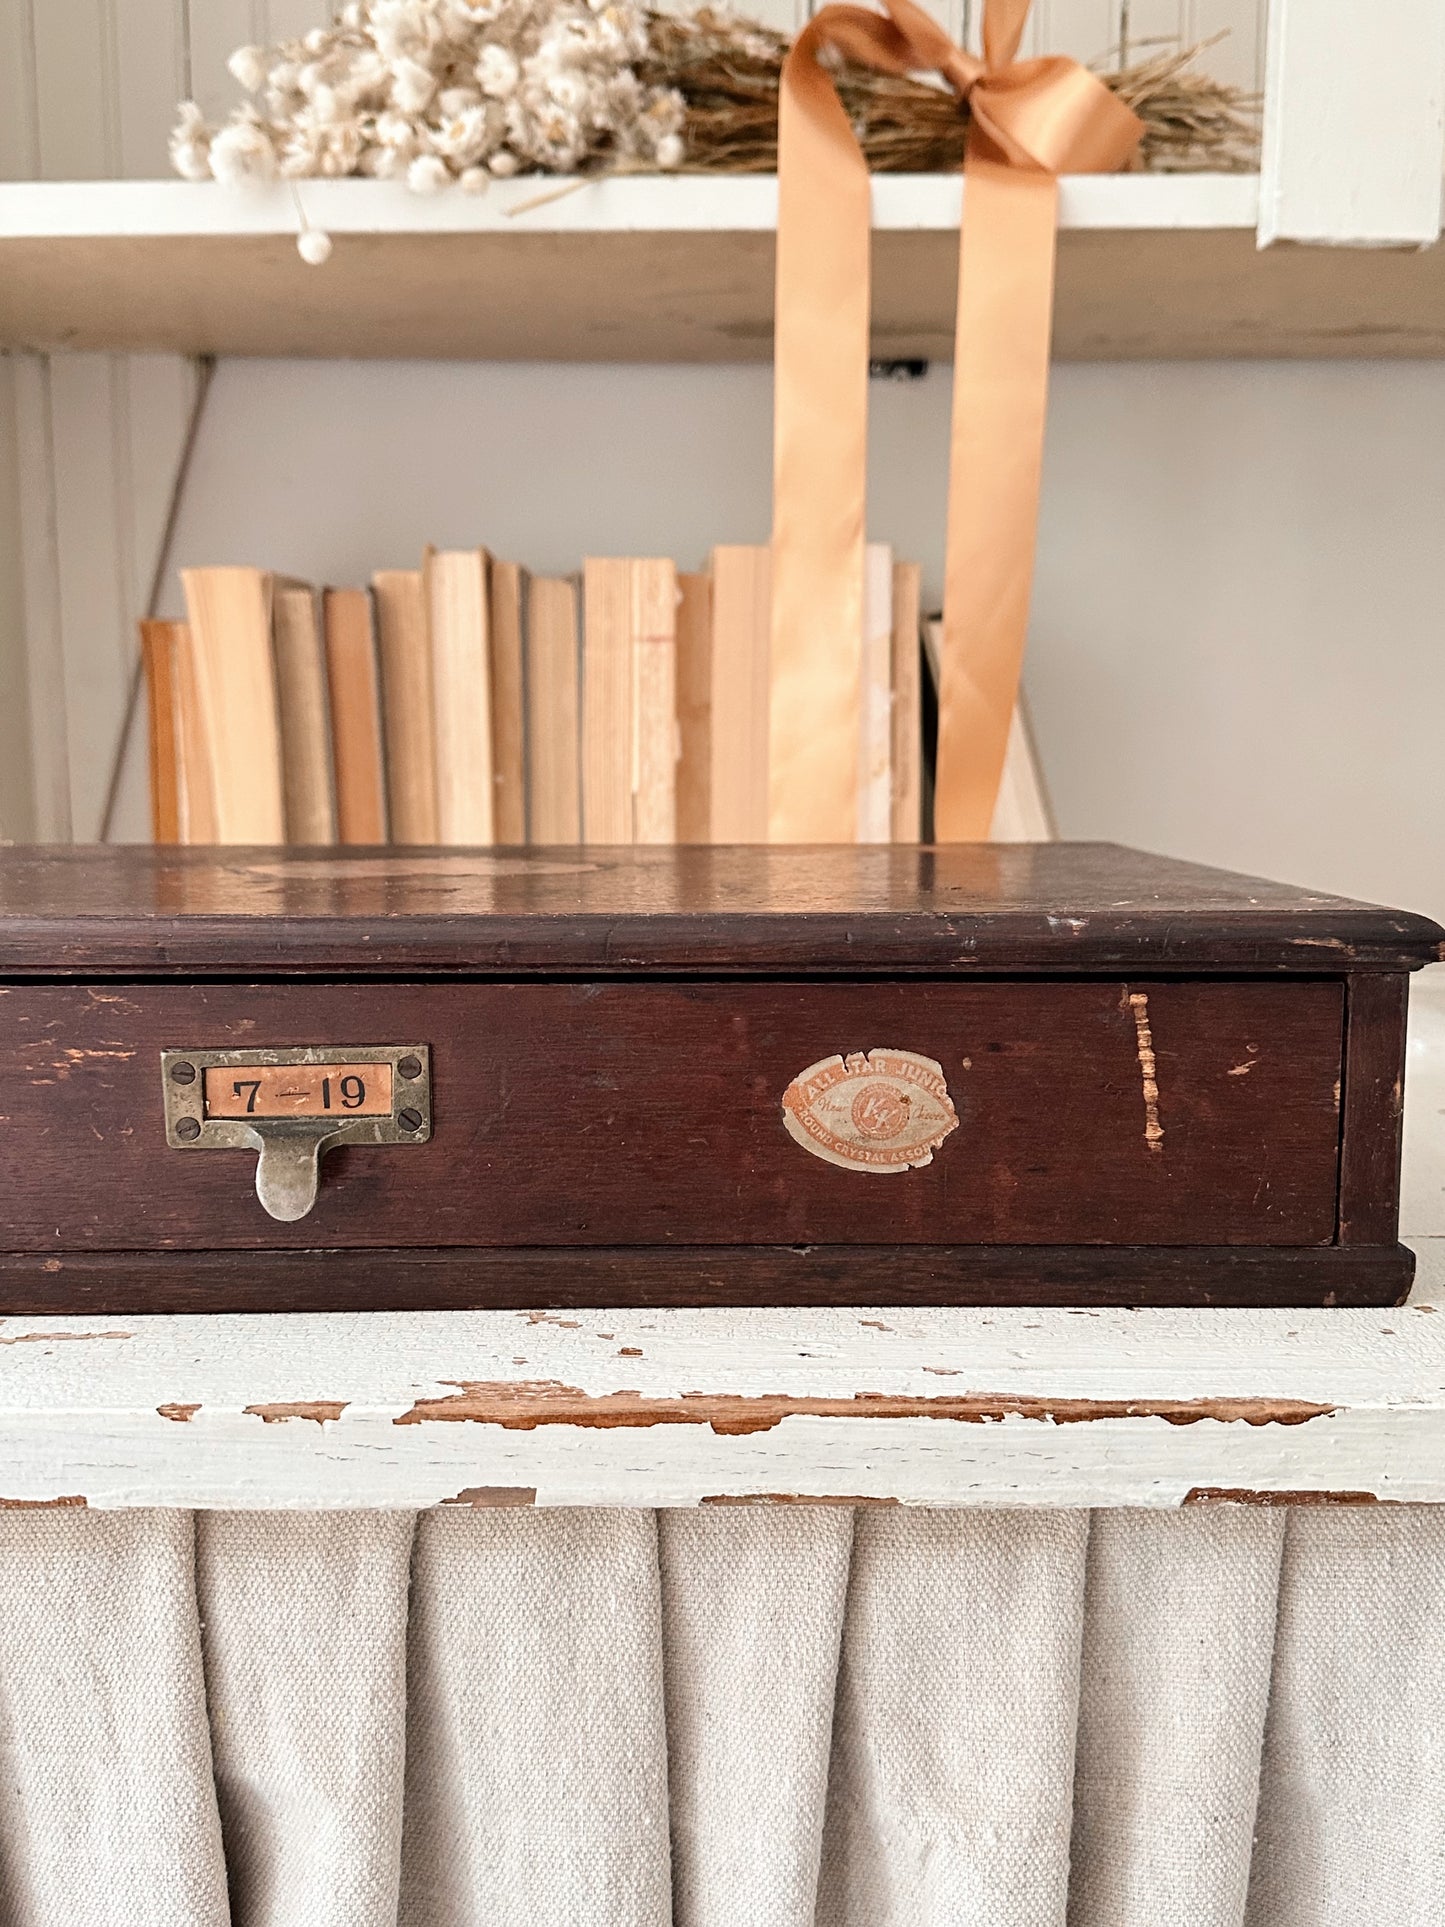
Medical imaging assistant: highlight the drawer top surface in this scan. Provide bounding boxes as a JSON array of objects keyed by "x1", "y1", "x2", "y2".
[{"x1": 0, "y1": 842, "x2": 1439, "y2": 977}]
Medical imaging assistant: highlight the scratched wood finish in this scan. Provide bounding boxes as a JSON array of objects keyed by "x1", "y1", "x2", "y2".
[
  {"x1": 0, "y1": 977, "x2": 1345, "y2": 1253},
  {"x1": 0, "y1": 844, "x2": 1437, "y2": 976}
]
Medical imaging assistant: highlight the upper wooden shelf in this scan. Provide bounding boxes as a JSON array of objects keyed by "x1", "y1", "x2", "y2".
[{"x1": 2, "y1": 174, "x2": 1443, "y2": 361}]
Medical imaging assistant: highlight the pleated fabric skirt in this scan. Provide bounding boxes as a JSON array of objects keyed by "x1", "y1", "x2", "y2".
[{"x1": 0, "y1": 1504, "x2": 1438, "y2": 1927}]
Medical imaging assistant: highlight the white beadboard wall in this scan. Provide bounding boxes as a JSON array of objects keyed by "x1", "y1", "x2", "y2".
[{"x1": 14, "y1": 1, "x2": 1445, "y2": 942}]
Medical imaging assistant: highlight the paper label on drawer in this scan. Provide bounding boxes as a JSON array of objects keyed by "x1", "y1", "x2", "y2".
[{"x1": 781, "y1": 1049, "x2": 958, "y2": 1174}]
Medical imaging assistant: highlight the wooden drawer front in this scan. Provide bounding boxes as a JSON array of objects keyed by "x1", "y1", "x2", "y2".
[{"x1": 0, "y1": 978, "x2": 1343, "y2": 1251}]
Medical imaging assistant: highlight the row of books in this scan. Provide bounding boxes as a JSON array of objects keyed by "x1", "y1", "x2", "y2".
[{"x1": 143, "y1": 547, "x2": 1049, "y2": 848}]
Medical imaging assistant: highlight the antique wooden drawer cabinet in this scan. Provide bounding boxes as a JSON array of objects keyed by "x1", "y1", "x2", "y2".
[{"x1": 0, "y1": 843, "x2": 1437, "y2": 1312}]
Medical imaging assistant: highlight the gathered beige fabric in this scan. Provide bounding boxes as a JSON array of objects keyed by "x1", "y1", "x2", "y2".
[
  {"x1": 401, "y1": 1508, "x2": 672, "y2": 1927},
  {"x1": 660, "y1": 1507, "x2": 853, "y2": 1927},
  {"x1": 1070, "y1": 1506, "x2": 1285, "y2": 1927},
  {"x1": 0, "y1": 1510, "x2": 228, "y2": 1927},
  {"x1": 0, "y1": 1504, "x2": 1439, "y2": 1927},
  {"x1": 198, "y1": 1511, "x2": 414, "y2": 1927},
  {"x1": 817, "y1": 1509, "x2": 1088, "y2": 1927},
  {"x1": 1246, "y1": 1507, "x2": 1445, "y2": 1926}
]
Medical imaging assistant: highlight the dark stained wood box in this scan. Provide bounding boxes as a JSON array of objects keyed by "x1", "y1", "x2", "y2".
[{"x1": 0, "y1": 842, "x2": 1439, "y2": 1312}]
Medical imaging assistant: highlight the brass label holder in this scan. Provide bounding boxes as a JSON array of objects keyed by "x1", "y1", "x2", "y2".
[{"x1": 161, "y1": 1044, "x2": 432, "y2": 1223}]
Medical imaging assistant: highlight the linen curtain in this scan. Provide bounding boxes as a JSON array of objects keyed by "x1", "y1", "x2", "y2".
[{"x1": 0, "y1": 1504, "x2": 1439, "y2": 1927}]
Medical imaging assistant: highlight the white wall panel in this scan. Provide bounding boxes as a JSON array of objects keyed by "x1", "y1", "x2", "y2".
[
  {"x1": 115, "y1": 0, "x2": 189, "y2": 177},
  {"x1": 30, "y1": 0, "x2": 119, "y2": 178},
  {"x1": 261, "y1": 0, "x2": 332, "y2": 43},
  {"x1": 1117, "y1": 0, "x2": 1179, "y2": 65},
  {"x1": 46, "y1": 354, "x2": 137, "y2": 839},
  {"x1": 0, "y1": 0, "x2": 40, "y2": 181},
  {"x1": 1033, "y1": 359, "x2": 1445, "y2": 922},
  {"x1": 1027, "y1": 2, "x2": 1120, "y2": 66},
  {"x1": 12, "y1": 355, "x2": 71, "y2": 840},
  {"x1": 185, "y1": 0, "x2": 336, "y2": 121},
  {"x1": 1187, "y1": 0, "x2": 1265, "y2": 91},
  {"x1": 0, "y1": 359, "x2": 38, "y2": 839},
  {"x1": 10, "y1": 348, "x2": 196, "y2": 843}
]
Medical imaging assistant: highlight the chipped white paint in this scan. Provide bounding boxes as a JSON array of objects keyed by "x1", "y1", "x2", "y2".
[{"x1": 0, "y1": 1241, "x2": 1435, "y2": 1514}]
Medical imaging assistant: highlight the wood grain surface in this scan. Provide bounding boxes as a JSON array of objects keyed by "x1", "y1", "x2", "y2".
[
  {"x1": 0, "y1": 976, "x2": 1343, "y2": 1252},
  {"x1": 0, "y1": 843, "x2": 1437, "y2": 975}
]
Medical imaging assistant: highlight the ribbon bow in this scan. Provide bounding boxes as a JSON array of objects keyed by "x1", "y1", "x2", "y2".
[{"x1": 768, "y1": 0, "x2": 1142, "y2": 841}]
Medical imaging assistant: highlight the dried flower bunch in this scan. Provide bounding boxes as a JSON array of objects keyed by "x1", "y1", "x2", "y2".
[
  {"x1": 171, "y1": 0, "x2": 687, "y2": 190},
  {"x1": 171, "y1": 0, "x2": 1259, "y2": 190}
]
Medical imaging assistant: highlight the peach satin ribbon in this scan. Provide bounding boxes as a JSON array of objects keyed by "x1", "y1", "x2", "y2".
[{"x1": 768, "y1": 0, "x2": 1141, "y2": 841}]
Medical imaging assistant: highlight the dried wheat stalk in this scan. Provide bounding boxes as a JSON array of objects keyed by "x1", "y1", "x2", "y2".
[{"x1": 643, "y1": 13, "x2": 1259, "y2": 176}]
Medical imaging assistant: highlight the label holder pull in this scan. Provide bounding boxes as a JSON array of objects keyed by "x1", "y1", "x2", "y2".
[{"x1": 161, "y1": 1045, "x2": 431, "y2": 1223}]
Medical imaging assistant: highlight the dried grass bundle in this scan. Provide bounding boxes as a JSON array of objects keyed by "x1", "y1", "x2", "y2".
[{"x1": 643, "y1": 12, "x2": 1259, "y2": 176}]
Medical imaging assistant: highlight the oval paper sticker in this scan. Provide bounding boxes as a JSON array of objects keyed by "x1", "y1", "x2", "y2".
[{"x1": 781, "y1": 1049, "x2": 958, "y2": 1174}]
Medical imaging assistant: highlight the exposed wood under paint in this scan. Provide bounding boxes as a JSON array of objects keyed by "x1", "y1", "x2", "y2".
[{"x1": 0, "y1": 1238, "x2": 1439, "y2": 1512}]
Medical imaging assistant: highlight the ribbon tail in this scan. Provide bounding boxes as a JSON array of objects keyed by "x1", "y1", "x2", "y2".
[
  {"x1": 935, "y1": 149, "x2": 1059, "y2": 840},
  {"x1": 768, "y1": 41, "x2": 870, "y2": 843}
]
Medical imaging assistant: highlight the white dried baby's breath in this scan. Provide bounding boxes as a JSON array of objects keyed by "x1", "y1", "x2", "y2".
[
  {"x1": 297, "y1": 227, "x2": 334, "y2": 264},
  {"x1": 169, "y1": 101, "x2": 213, "y2": 180},
  {"x1": 434, "y1": 103, "x2": 490, "y2": 162},
  {"x1": 209, "y1": 114, "x2": 279, "y2": 185},
  {"x1": 476, "y1": 43, "x2": 520, "y2": 98},
  {"x1": 545, "y1": 69, "x2": 588, "y2": 112},
  {"x1": 374, "y1": 108, "x2": 420, "y2": 151},
  {"x1": 364, "y1": 143, "x2": 409, "y2": 176},
  {"x1": 173, "y1": 0, "x2": 692, "y2": 192},
  {"x1": 406, "y1": 151, "x2": 452, "y2": 191},
  {"x1": 227, "y1": 44, "x2": 270, "y2": 92},
  {"x1": 392, "y1": 55, "x2": 437, "y2": 113}
]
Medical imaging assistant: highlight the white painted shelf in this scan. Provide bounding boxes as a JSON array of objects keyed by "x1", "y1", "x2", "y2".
[
  {"x1": 0, "y1": 1242, "x2": 1440, "y2": 1513},
  {"x1": 2, "y1": 174, "x2": 1443, "y2": 361}
]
